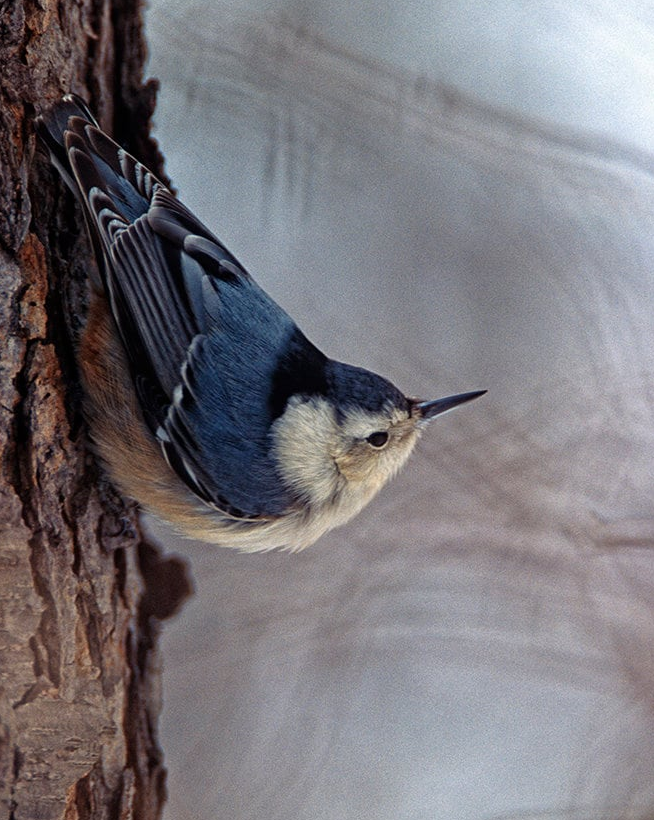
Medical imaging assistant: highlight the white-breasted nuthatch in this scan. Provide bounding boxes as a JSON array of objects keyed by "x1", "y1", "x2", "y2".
[{"x1": 36, "y1": 94, "x2": 485, "y2": 552}]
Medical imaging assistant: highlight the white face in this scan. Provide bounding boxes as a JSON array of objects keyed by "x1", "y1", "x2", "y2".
[{"x1": 270, "y1": 396, "x2": 422, "y2": 514}]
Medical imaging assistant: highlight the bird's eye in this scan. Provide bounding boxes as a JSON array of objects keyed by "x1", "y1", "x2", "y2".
[{"x1": 366, "y1": 431, "x2": 389, "y2": 448}]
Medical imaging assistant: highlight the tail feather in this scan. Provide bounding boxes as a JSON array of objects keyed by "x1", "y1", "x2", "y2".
[
  {"x1": 35, "y1": 95, "x2": 97, "y2": 191},
  {"x1": 36, "y1": 95, "x2": 159, "y2": 222},
  {"x1": 35, "y1": 94, "x2": 165, "y2": 287}
]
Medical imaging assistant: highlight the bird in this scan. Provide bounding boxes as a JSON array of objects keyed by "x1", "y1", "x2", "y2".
[{"x1": 35, "y1": 94, "x2": 485, "y2": 552}]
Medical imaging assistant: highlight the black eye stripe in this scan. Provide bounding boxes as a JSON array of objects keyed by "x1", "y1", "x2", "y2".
[{"x1": 366, "y1": 431, "x2": 389, "y2": 448}]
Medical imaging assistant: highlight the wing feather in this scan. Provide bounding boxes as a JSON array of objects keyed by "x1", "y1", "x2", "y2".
[{"x1": 38, "y1": 96, "x2": 298, "y2": 518}]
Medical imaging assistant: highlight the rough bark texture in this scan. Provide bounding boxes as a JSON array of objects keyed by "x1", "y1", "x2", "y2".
[{"x1": 0, "y1": 1, "x2": 188, "y2": 817}]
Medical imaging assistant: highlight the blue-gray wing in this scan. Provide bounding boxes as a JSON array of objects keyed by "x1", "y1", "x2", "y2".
[
  {"x1": 38, "y1": 97, "x2": 297, "y2": 517},
  {"x1": 109, "y1": 197, "x2": 299, "y2": 518}
]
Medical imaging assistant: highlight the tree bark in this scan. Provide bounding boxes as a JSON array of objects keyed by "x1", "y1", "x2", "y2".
[{"x1": 0, "y1": 1, "x2": 189, "y2": 817}]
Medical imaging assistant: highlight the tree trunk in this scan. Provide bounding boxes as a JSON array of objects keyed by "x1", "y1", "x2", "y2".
[{"x1": 0, "y1": 1, "x2": 189, "y2": 817}]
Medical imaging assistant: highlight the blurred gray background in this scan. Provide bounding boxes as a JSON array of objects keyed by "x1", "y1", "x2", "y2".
[{"x1": 143, "y1": 2, "x2": 654, "y2": 818}]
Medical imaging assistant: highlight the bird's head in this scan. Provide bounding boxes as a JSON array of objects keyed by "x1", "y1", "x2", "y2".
[{"x1": 270, "y1": 359, "x2": 484, "y2": 528}]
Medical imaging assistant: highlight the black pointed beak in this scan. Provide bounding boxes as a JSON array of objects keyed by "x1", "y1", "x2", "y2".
[{"x1": 412, "y1": 390, "x2": 486, "y2": 422}]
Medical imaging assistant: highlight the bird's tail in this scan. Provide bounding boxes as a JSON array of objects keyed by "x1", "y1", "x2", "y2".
[
  {"x1": 34, "y1": 94, "x2": 98, "y2": 190},
  {"x1": 35, "y1": 94, "x2": 162, "y2": 231}
]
